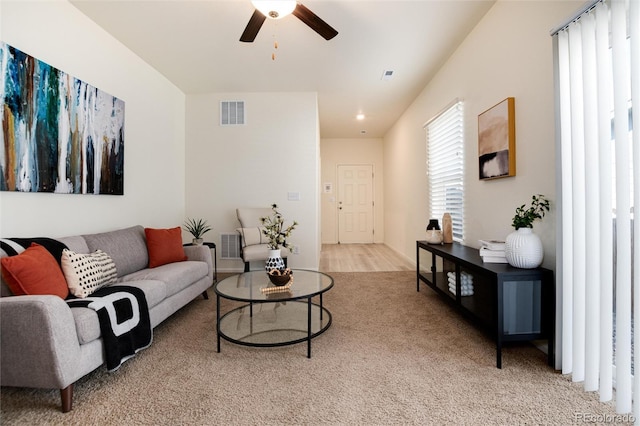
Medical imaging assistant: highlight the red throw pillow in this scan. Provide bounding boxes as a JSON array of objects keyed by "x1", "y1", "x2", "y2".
[
  {"x1": 144, "y1": 227, "x2": 187, "y2": 268},
  {"x1": 0, "y1": 243, "x2": 69, "y2": 299}
]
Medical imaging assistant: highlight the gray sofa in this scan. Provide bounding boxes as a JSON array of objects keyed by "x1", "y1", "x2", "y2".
[{"x1": 0, "y1": 225, "x2": 214, "y2": 412}]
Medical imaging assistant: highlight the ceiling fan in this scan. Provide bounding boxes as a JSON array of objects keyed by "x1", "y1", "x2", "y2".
[{"x1": 240, "y1": 1, "x2": 338, "y2": 43}]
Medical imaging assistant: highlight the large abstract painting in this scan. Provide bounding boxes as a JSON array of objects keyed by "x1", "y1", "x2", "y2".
[
  {"x1": 478, "y1": 97, "x2": 515, "y2": 180},
  {"x1": 1, "y1": 42, "x2": 124, "y2": 194}
]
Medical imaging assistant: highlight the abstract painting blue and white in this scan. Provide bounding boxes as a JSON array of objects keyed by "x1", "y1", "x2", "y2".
[{"x1": 0, "y1": 42, "x2": 124, "y2": 195}]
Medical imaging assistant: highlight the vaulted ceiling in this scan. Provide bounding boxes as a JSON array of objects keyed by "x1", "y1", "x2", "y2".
[{"x1": 71, "y1": 0, "x2": 495, "y2": 138}]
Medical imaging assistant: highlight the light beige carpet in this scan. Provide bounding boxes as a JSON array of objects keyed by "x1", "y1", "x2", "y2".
[{"x1": 0, "y1": 272, "x2": 626, "y2": 425}]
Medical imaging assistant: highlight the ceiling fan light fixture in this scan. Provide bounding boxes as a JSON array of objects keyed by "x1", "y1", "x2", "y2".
[{"x1": 251, "y1": 0, "x2": 297, "y2": 20}]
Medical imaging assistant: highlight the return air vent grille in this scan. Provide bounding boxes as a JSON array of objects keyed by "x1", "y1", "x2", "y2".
[
  {"x1": 220, "y1": 232, "x2": 241, "y2": 259},
  {"x1": 220, "y1": 101, "x2": 245, "y2": 126}
]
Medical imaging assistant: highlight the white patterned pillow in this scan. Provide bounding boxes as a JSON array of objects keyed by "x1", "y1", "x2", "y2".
[
  {"x1": 236, "y1": 227, "x2": 268, "y2": 247},
  {"x1": 61, "y1": 249, "x2": 118, "y2": 298}
]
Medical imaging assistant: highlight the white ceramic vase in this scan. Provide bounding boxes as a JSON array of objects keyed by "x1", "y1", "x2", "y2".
[
  {"x1": 442, "y1": 213, "x2": 453, "y2": 244},
  {"x1": 425, "y1": 230, "x2": 443, "y2": 244},
  {"x1": 265, "y1": 249, "x2": 285, "y2": 271},
  {"x1": 505, "y1": 227, "x2": 543, "y2": 269}
]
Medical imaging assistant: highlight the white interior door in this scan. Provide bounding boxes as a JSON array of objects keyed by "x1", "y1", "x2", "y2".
[{"x1": 337, "y1": 164, "x2": 374, "y2": 243}]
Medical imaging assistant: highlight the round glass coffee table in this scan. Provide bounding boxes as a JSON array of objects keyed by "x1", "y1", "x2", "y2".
[{"x1": 214, "y1": 270, "x2": 333, "y2": 358}]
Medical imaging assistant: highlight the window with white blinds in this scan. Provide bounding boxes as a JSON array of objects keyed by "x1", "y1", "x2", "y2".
[{"x1": 425, "y1": 100, "x2": 465, "y2": 241}]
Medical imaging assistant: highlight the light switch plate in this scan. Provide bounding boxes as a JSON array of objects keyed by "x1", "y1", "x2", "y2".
[{"x1": 287, "y1": 192, "x2": 300, "y2": 201}]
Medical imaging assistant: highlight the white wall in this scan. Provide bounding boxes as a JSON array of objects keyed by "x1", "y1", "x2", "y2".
[
  {"x1": 383, "y1": 0, "x2": 579, "y2": 270},
  {"x1": 185, "y1": 92, "x2": 320, "y2": 272},
  {"x1": 0, "y1": 0, "x2": 187, "y2": 237},
  {"x1": 320, "y1": 138, "x2": 384, "y2": 244}
]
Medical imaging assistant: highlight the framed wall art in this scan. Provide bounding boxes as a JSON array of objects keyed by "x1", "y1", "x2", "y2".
[
  {"x1": 478, "y1": 97, "x2": 515, "y2": 180},
  {"x1": 1, "y1": 42, "x2": 125, "y2": 195}
]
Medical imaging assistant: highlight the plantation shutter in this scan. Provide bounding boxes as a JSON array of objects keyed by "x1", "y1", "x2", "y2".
[{"x1": 425, "y1": 100, "x2": 465, "y2": 241}]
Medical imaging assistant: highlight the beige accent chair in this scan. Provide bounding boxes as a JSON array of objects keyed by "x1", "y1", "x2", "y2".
[{"x1": 236, "y1": 208, "x2": 288, "y2": 272}]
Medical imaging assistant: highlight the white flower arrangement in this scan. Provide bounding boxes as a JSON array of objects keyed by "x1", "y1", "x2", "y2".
[{"x1": 260, "y1": 204, "x2": 298, "y2": 251}]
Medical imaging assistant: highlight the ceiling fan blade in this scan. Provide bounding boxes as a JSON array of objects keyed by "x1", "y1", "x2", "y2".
[
  {"x1": 292, "y1": 3, "x2": 338, "y2": 41},
  {"x1": 240, "y1": 9, "x2": 266, "y2": 42}
]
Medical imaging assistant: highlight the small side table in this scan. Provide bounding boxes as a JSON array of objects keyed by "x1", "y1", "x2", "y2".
[{"x1": 184, "y1": 242, "x2": 217, "y2": 282}]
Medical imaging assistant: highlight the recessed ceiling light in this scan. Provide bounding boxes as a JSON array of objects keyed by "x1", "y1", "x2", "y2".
[{"x1": 356, "y1": 113, "x2": 365, "y2": 120}]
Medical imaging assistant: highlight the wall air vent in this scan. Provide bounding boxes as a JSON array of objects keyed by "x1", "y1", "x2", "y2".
[
  {"x1": 220, "y1": 232, "x2": 241, "y2": 259},
  {"x1": 220, "y1": 101, "x2": 245, "y2": 126}
]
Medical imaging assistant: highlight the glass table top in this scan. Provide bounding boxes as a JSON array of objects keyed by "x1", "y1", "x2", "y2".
[{"x1": 214, "y1": 270, "x2": 334, "y2": 302}]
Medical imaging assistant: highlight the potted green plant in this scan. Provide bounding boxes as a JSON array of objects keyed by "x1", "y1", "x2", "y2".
[
  {"x1": 260, "y1": 204, "x2": 298, "y2": 271},
  {"x1": 506, "y1": 194, "x2": 550, "y2": 268},
  {"x1": 183, "y1": 218, "x2": 212, "y2": 245},
  {"x1": 511, "y1": 194, "x2": 550, "y2": 229}
]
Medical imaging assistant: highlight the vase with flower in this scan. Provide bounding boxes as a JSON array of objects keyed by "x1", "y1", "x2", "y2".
[
  {"x1": 261, "y1": 204, "x2": 298, "y2": 272},
  {"x1": 505, "y1": 194, "x2": 550, "y2": 268}
]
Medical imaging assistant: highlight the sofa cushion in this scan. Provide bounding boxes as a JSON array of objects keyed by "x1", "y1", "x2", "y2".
[
  {"x1": 241, "y1": 243, "x2": 288, "y2": 263},
  {"x1": 70, "y1": 306, "x2": 102, "y2": 345},
  {"x1": 61, "y1": 249, "x2": 118, "y2": 298},
  {"x1": 117, "y1": 280, "x2": 168, "y2": 309},
  {"x1": 144, "y1": 227, "x2": 187, "y2": 268},
  {"x1": 83, "y1": 226, "x2": 149, "y2": 277},
  {"x1": 0, "y1": 244, "x2": 69, "y2": 299},
  {"x1": 70, "y1": 280, "x2": 167, "y2": 344},
  {"x1": 57, "y1": 235, "x2": 90, "y2": 254},
  {"x1": 236, "y1": 227, "x2": 268, "y2": 247},
  {"x1": 119, "y1": 261, "x2": 207, "y2": 298}
]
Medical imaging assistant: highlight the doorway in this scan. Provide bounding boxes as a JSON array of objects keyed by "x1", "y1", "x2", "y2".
[{"x1": 337, "y1": 164, "x2": 374, "y2": 243}]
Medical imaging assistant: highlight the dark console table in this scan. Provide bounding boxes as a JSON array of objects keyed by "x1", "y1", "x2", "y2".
[{"x1": 416, "y1": 241, "x2": 554, "y2": 368}]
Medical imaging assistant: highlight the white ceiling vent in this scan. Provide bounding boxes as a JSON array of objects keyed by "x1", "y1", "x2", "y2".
[{"x1": 220, "y1": 101, "x2": 245, "y2": 126}]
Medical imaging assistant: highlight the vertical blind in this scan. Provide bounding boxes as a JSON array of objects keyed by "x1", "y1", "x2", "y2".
[
  {"x1": 425, "y1": 100, "x2": 465, "y2": 241},
  {"x1": 554, "y1": 0, "x2": 638, "y2": 415}
]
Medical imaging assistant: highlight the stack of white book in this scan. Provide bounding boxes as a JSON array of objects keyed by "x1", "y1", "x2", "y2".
[{"x1": 478, "y1": 239, "x2": 508, "y2": 263}]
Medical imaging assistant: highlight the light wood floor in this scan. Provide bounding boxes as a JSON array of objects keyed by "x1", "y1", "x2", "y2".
[{"x1": 319, "y1": 243, "x2": 415, "y2": 272}]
